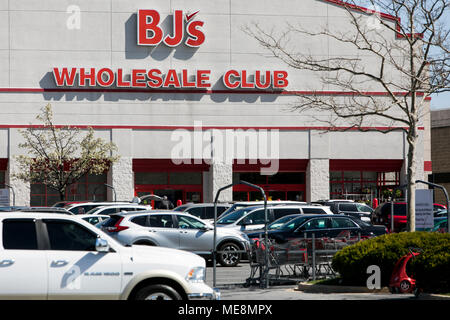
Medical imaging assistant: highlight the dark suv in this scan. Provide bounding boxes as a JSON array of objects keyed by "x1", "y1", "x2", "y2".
[
  {"x1": 371, "y1": 202, "x2": 408, "y2": 232},
  {"x1": 317, "y1": 201, "x2": 373, "y2": 222},
  {"x1": 247, "y1": 214, "x2": 387, "y2": 243}
]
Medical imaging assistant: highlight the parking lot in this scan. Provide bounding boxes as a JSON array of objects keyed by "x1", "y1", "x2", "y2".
[{"x1": 205, "y1": 264, "x2": 450, "y2": 300}]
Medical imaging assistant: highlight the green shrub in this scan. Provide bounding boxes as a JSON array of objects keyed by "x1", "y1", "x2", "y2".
[{"x1": 331, "y1": 232, "x2": 450, "y2": 292}]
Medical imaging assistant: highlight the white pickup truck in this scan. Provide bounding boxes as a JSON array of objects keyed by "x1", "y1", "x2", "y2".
[{"x1": 0, "y1": 212, "x2": 218, "y2": 300}]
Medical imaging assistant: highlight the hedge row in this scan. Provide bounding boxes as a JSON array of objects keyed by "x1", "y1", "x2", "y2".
[{"x1": 331, "y1": 232, "x2": 450, "y2": 292}]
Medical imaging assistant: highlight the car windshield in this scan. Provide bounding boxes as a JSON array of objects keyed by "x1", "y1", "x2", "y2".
[
  {"x1": 268, "y1": 215, "x2": 299, "y2": 230},
  {"x1": 173, "y1": 205, "x2": 190, "y2": 212},
  {"x1": 280, "y1": 216, "x2": 311, "y2": 231},
  {"x1": 350, "y1": 217, "x2": 371, "y2": 227},
  {"x1": 218, "y1": 203, "x2": 249, "y2": 218},
  {"x1": 217, "y1": 207, "x2": 261, "y2": 224},
  {"x1": 85, "y1": 207, "x2": 103, "y2": 215}
]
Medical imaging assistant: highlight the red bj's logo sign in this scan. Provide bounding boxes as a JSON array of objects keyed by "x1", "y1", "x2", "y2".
[{"x1": 137, "y1": 9, "x2": 205, "y2": 47}]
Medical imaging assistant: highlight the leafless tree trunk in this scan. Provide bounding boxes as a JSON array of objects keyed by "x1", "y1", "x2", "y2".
[{"x1": 245, "y1": 0, "x2": 450, "y2": 231}]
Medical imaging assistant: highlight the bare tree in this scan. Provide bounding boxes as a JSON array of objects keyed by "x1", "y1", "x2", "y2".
[
  {"x1": 245, "y1": 0, "x2": 450, "y2": 231},
  {"x1": 14, "y1": 104, "x2": 120, "y2": 201}
]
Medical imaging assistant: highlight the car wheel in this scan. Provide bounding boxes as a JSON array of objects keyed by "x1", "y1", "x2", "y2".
[
  {"x1": 217, "y1": 242, "x2": 241, "y2": 267},
  {"x1": 399, "y1": 280, "x2": 411, "y2": 293},
  {"x1": 134, "y1": 284, "x2": 183, "y2": 300}
]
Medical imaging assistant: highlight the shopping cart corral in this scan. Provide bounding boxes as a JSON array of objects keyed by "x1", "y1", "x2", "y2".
[{"x1": 245, "y1": 234, "x2": 362, "y2": 287}]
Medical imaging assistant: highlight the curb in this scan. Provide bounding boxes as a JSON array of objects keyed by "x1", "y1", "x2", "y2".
[{"x1": 296, "y1": 282, "x2": 389, "y2": 294}]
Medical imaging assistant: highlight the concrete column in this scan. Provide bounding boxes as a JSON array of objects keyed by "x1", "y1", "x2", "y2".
[
  {"x1": 306, "y1": 159, "x2": 330, "y2": 202},
  {"x1": 7, "y1": 129, "x2": 30, "y2": 206},
  {"x1": 109, "y1": 129, "x2": 134, "y2": 201},
  {"x1": 6, "y1": 157, "x2": 30, "y2": 206},
  {"x1": 307, "y1": 131, "x2": 330, "y2": 202},
  {"x1": 208, "y1": 161, "x2": 233, "y2": 203}
]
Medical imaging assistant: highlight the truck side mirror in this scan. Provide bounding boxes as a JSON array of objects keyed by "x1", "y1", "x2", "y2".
[{"x1": 95, "y1": 238, "x2": 110, "y2": 252}]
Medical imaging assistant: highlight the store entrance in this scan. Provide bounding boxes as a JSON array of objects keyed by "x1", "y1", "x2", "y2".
[
  {"x1": 136, "y1": 186, "x2": 202, "y2": 208},
  {"x1": 232, "y1": 172, "x2": 306, "y2": 202}
]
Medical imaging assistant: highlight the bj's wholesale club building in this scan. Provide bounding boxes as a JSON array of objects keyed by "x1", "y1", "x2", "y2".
[{"x1": 0, "y1": 0, "x2": 431, "y2": 206}]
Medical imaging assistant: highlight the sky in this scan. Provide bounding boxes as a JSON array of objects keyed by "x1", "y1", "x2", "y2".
[
  {"x1": 430, "y1": 9, "x2": 449, "y2": 111},
  {"x1": 431, "y1": 92, "x2": 449, "y2": 110}
]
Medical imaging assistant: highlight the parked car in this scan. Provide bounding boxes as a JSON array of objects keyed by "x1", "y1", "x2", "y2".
[
  {"x1": 0, "y1": 212, "x2": 218, "y2": 300},
  {"x1": 173, "y1": 203, "x2": 232, "y2": 221},
  {"x1": 322, "y1": 201, "x2": 373, "y2": 222},
  {"x1": 65, "y1": 202, "x2": 147, "y2": 215},
  {"x1": 85, "y1": 204, "x2": 150, "y2": 215},
  {"x1": 247, "y1": 214, "x2": 388, "y2": 243},
  {"x1": 433, "y1": 217, "x2": 448, "y2": 233},
  {"x1": 372, "y1": 202, "x2": 447, "y2": 232},
  {"x1": 17, "y1": 207, "x2": 73, "y2": 215},
  {"x1": 218, "y1": 200, "x2": 307, "y2": 220},
  {"x1": 371, "y1": 202, "x2": 407, "y2": 232},
  {"x1": 250, "y1": 214, "x2": 302, "y2": 234},
  {"x1": 216, "y1": 205, "x2": 333, "y2": 232},
  {"x1": 78, "y1": 214, "x2": 111, "y2": 225},
  {"x1": 52, "y1": 200, "x2": 89, "y2": 208},
  {"x1": 433, "y1": 204, "x2": 448, "y2": 217},
  {"x1": 0, "y1": 206, "x2": 29, "y2": 212},
  {"x1": 434, "y1": 203, "x2": 447, "y2": 215},
  {"x1": 101, "y1": 211, "x2": 250, "y2": 267}
]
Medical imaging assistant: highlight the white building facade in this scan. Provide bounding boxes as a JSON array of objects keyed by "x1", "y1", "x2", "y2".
[{"x1": 0, "y1": 0, "x2": 431, "y2": 206}]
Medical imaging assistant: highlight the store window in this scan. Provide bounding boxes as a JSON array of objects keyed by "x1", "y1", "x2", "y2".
[
  {"x1": 330, "y1": 170, "x2": 400, "y2": 201},
  {"x1": 134, "y1": 171, "x2": 203, "y2": 204},
  {"x1": 232, "y1": 172, "x2": 305, "y2": 201},
  {"x1": 30, "y1": 173, "x2": 107, "y2": 206}
]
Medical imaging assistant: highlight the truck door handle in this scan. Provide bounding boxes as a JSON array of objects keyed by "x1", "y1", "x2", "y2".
[
  {"x1": 51, "y1": 260, "x2": 69, "y2": 267},
  {"x1": 0, "y1": 259, "x2": 15, "y2": 266}
]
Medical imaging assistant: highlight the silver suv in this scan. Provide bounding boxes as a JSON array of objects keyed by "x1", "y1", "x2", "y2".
[{"x1": 101, "y1": 211, "x2": 250, "y2": 267}]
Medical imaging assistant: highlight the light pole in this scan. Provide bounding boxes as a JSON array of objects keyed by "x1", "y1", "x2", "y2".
[
  {"x1": 415, "y1": 180, "x2": 450, "y2": 234},
  {"x1": 213, "y1": 180, "x2": 268, "y2": 288}
]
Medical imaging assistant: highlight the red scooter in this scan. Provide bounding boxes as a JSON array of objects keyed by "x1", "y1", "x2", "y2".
[{"x1": 389, "y1": 247, "x2": 421, "y2": 296}]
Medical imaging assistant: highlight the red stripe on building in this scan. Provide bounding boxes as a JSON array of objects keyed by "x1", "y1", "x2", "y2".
[
  {"x1": 424, "y1": 161, "x2": 432, "y2": 171},
  {"x1": 329, "y1": 159, "x2": 404, "y2": 172},
  {"x1": 132, "y1": 159, "x2": 209, "y2": 172},
  {"x1": 233, "y1": 159, "x2": 309, "y2": 172}
]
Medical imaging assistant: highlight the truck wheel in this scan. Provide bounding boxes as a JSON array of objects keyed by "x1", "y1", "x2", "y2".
[
  {"x1": 133, "y1": 240, "x2": 156, "y2": 246},
  {"x1": 217, "y1": 242, "x2": 241, "y2": 267},
  {"x1": 134, "y1": 284, "x2": 183, "y2": 300}
]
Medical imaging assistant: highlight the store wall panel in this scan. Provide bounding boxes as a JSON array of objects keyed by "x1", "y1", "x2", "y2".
[
  {"x1": 329, "y1": 131, "x2": 404, "y2": 159},
  {"x1": 10, "y1": 0, "x2": 111, "y2": 11},
  {"x1": 10, "y1": 50, "x2": 111, "y2": 88},
  {"x1": 10, "y1": 10, "x2": 111, "y2": 51}
]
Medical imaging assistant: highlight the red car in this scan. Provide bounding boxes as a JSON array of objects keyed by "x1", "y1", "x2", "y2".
[{"x1": 372, "y1": 202, "x2": 446, "y2": 232}]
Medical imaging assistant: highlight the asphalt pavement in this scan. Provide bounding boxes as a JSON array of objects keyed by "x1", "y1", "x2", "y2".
[{"x1": 205, "y1": 263, "x2": 450, "y2": 301}]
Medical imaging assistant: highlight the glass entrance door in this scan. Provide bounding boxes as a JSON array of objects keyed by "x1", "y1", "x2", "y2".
[{"x1": 136, "y1": 186, "x2": 202, "y2": 208}]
